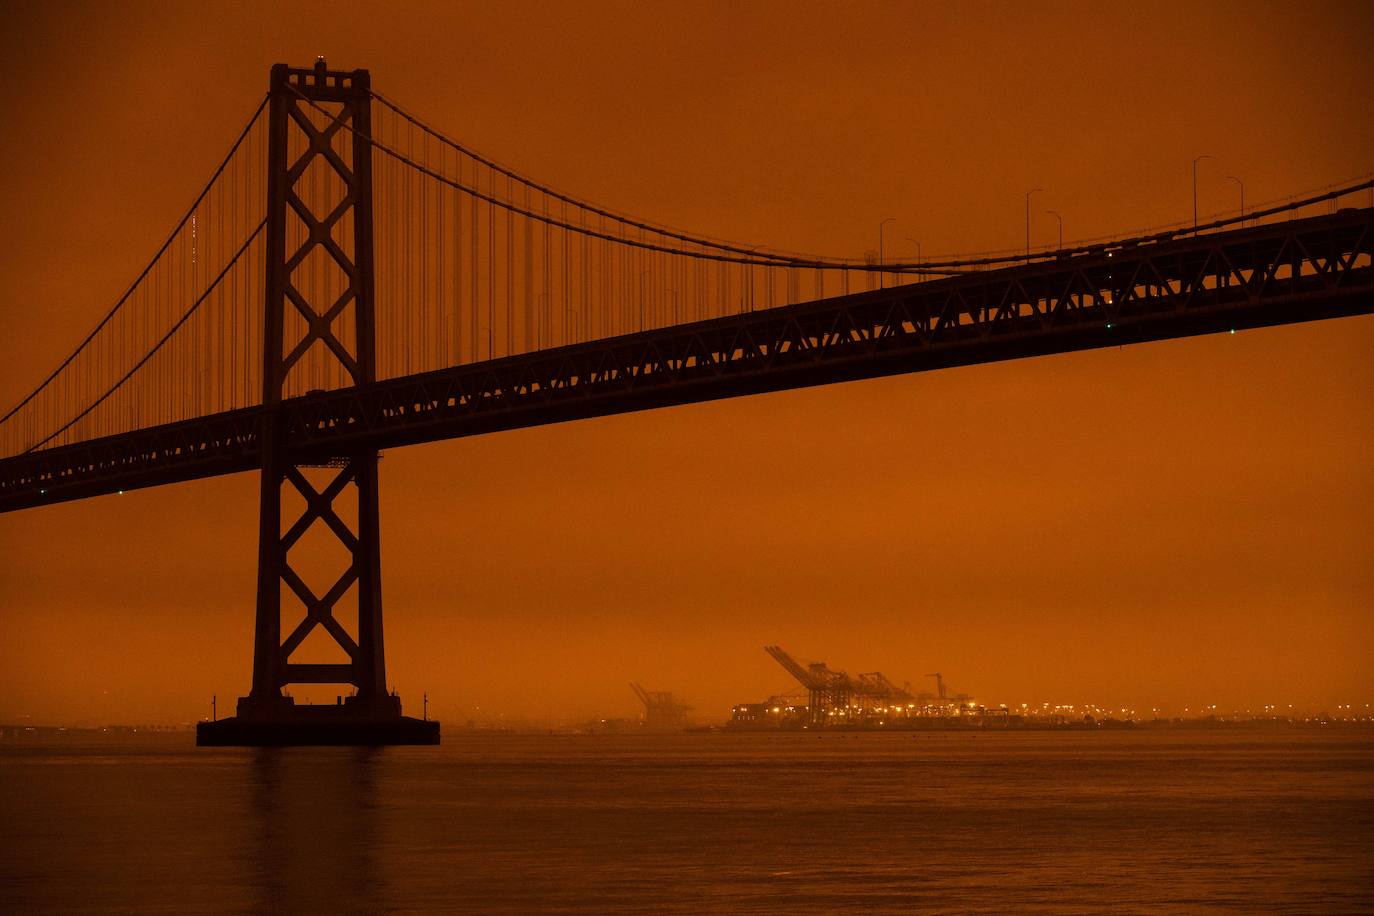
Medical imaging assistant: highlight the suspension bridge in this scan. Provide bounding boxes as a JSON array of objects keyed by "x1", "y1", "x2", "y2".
[{"x1": 2, "y1": 60, "x2": 1370, "y2": 744}]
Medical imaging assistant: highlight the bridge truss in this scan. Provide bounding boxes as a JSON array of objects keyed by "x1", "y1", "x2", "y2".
[{"x1": 1, "y1": 203, "x2": 1368, "y2": 512}]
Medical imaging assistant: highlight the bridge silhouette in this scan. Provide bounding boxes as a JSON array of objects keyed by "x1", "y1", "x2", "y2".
[{"x1": 2, "y1": 60, "x2": 1370, "y2": 744}]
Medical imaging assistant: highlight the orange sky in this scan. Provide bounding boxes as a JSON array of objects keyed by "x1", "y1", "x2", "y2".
[{"x1": 1, "y1": 1, "x2": 1371, "y2": 726}]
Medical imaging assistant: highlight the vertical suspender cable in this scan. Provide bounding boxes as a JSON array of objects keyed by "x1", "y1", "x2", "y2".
[
  {"x1": 470, "y1": 156, "x2": 478, "y2": 361},
  {"x1": 487, "y1": 163, "x2": 495, "y2": 359},
  {"x1": 437, "y1": 138, "x2": 446, "y2": 369}
]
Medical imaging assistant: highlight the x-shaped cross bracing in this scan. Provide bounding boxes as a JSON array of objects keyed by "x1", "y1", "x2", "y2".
[
  {"x1": 279, "y1": 101, "x2": 361, "y2": 383},
  {"x1": 277, "y1": 462, "x2": 362, "y2": 668}
]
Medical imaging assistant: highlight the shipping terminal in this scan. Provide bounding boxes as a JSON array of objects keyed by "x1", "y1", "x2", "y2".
[{"x1": 727, "y1": 645, "x2": 1015, "y2": 730}]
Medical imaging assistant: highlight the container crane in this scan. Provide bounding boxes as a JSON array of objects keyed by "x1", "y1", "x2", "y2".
[
  {"x1": 925, "y1": 672, "x2": 973, "y2": 709},
  {"x1": 764, "y1": 645, "x2": 852, "y2": 726},
  {"x1": 926, "y1": 672, "x2": 947, "y2": 700},
  {"x1": 629, "y1": 682, "x2": 691, "y2": 731}
]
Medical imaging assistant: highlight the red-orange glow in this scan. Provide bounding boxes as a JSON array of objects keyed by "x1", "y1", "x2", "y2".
[{"x1": 0, "y1": 2, "x2": 1371, "y2": 727}]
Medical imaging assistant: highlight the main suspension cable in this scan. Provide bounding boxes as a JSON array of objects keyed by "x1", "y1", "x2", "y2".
[
  {"x1": 23, "y1": 220, "x2": 266, "y2": 454},
  {"x1": 0, "y1": 94, "x2": 270, "y2": 425},
  {"x1": 371, "y1": 89, "x2": 835, "y2": 266},
  {"x1": 289, "y1": 84, "x2": 901, "y2": 273},
  {"x1": 317, "y1": 88, "x2": 1374, "y2": 274}
]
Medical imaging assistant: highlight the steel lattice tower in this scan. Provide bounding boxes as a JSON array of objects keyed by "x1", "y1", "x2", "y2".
[{"x1": 204, "y1": 60, "x2": 435, "y2": 744}]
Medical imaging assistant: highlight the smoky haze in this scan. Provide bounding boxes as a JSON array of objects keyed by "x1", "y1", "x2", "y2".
[{"x1": 1, "y1": 0, "x2": 1371, "y2": 727}]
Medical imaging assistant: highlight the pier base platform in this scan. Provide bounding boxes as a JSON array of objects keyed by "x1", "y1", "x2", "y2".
[{"x1": 196, "y1": 695, "x2": 440, "y2": 746}]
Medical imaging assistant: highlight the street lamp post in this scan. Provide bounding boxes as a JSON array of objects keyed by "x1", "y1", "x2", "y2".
[
  {"x1": 905, "y1": 237, "x2": 921, "y2": 276},
  {"x1": 1025, "y1": 189, "x2": 1043, "y2": 258},
  {"x1": 1226, "y1": 175, "x2": 1244, "y2": 227},
  {"x1": 1193, "y1": 154, "x2": 1213, "y2": 231},
  {"x1": 1045, "y1": 210, "x2": 1063, "y2": 249},
  {"x1": 878, "y1": 217, "x2": 895, "y2": 288}
]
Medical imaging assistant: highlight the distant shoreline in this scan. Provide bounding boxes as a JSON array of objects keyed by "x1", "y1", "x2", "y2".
[
  {"x1": 4, "y1": 718, "x2": 1372, "y2": 739},
  {"x1": 0, "y1": 724, "x2": 194, "y2": 737}
]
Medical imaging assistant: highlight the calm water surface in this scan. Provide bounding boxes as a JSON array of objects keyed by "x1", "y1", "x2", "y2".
[{"x1": 1, "y1": 729, "x2": 1371, "y2": 913}]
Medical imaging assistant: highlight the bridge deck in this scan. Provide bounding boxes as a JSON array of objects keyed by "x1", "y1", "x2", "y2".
[{"x1": 2, "y1": 208, "x2": 1369, "y2": 513}]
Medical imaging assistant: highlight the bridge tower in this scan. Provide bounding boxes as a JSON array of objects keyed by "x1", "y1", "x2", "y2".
[{"x1": 198, "y1": 60, "x2": 437, "y2": 745}]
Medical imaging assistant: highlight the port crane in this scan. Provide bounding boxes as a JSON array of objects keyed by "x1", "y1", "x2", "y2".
[
  {"x1": 629, "y1": 682, "x2": 691, "y2": 731},
  {"x1": 927, "y1": 672, "x2": 947, "y2": 700},
  {"x1": 925, "y1": 672, "x2": 972, "y2": 706},
  {"x1": 764, "y1": 646, "x2": 914, "y2": 726},
  {"x1": 858, "y1": 671, "x2": 912, "y2": 700}
]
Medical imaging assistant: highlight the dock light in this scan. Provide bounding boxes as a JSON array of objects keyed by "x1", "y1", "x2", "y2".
[
  {"x1": 1106, "y1": 323, "x2": 1113, "y2": 329},
  {"x1": 118, "y1": 490, "x2": 124, "y2": 495},
  {"x1": 1230, "y1": 329, "x2": 1235, "y2": 335}
]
